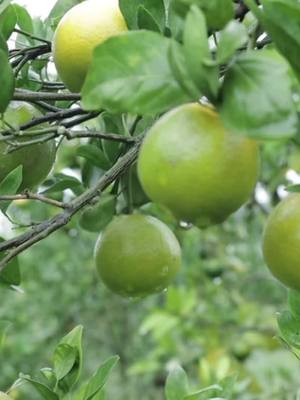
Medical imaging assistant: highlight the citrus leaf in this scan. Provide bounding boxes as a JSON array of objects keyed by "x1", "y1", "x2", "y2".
[
  {"x1": 165, "y1": 366, "x2": 189, "y2": 400},
  {"x1": 57, "y1": 325, "x2": 83, "y2": 390},
  {"x1": 81, "y1": 31, "x2": 189, "y2": 115},
  {"x1": 53, "y1": 343, "x2": 77, "y2": 381},
  {"x1": 79, "y1": 194, "x2": 116, "y2": 233},
  {"x1": 0, "y1": 4, "x2": 17, "y2": 40},
  {"x1": 217, "y1": 21, "x2": 248, "y2": 64},
  {"x1": 183, "y1": 6, "x2": 218, "y2": 100},
  {"x1": 288, "y1": 290, "x2": 300, "y2": 321},
  {"x1": 0, "y1": 237, "x2": 21, "y2": 286},
  {"x1": 277, "y1": 310, "x2": 300, "y2": 349},
  {"x1": 83, "y1": 356, "x2": 119, "y2": 400},
  {"x1": 77, "y1": 145, "x2": 111, "y2": 170},
  {"x1": 0, "y1": 49, "x2": 15, "y2": 113},
  {"x1": 260, "y1": 0, "x2": 300, "y2": 82},
  {"x1": 21, "y1": 376, "x2": 59, "y2": 400},
  {"x1": 119, "y1": 0, "x2": 165, "y2": 31},
  {"x1": 0, "y1": 165, "x2": 23, "y2": 212},
  {"x1": 220, "y1": 50, "x2": 298, "y2": 140}
]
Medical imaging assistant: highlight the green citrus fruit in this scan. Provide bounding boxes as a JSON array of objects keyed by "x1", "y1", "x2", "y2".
[
  {"x1": 53, "y1": 0, "x2": 127, "y2": 92},
  {"x1": 137, "y1": 103, "x2": 259, "y2": 227},
  {"x1": 0, "y1": 102, "x2": 56, "y2": 191},
  {"x1": 263, "y1": 194, "x2": 300, "y2": 290},
  {"x1": 94, "y1": 214, "x2": 181, "y2": 297}
]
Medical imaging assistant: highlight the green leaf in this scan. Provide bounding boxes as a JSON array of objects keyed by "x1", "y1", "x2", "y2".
[
  {"x1": 22, "y1": 376, "x2": 59, "y2": 400},
  {"x1": 83, "y1": 356, "x2": 119, "y2": 400},
  {"x1": 119, "y1": 0, "x2": 165, "y2": 31},
  {"x1": 54, "y1": 343, "x2": 77, "y2": 381},
  {"x1": 57, "y1": 325, "x2": 84, "y2": 389},
  {"x1": 288, "y1": 290, "x2": 300, "y2": 320},
  {"x1": 168, "y1": 41, "x2": 200, "y2": 99},
  {"x1": 0, "y1": 49, "x2": 15, "y2": 113},
  {"x1": 183, "y1": 6, "x2": 218, "y2": 100},
  {"x1": 13, "y1": 4, "x2": 33, "y2": 34},
  {"x1": 184, "y1": 385, "x2": 222, "y2": 400},
  {"x1": 277, "y1": 310, "x2": 300, "y2": 349},
  {"x1": 0, "y1": 0, "x2": 11, "y2": 16},
  {"x1": 0, "y1": 31, "x2": 8, "y2": 55},
  {"x1": 137, "y1": 6, "x2": 161, "y2": 32},
  {"x1": 217, "y1": 21, "x2": 248, "y2": 64},
  {"x1": 0, "y1": 4, "x2": 17, "y2": 40},
  {"x1": 42, "y1": 173, "x2": 82, "y2": 195},
  {"x1": 260, "y1": 0, "x2": 300, "y2": 82},
  {"x1": 0, "y1": 165, "x2": 23, "y2": 212},
  {"x1": 40, "y1": 368, "x2": 57, "y2": 390},
  {"x1": 81, "y1": 31, "x2": 189, "y2": 115},
  {"x1": 79, "y1": 194, "x2": 116, "y2": 233},
  {"x1": 165, "y1": 366, "x2": 189, "y2": 400},
  {"x1": 0, "y1": 237, "x2": 21, "y2": 286},
  {"x1": 77, "y1": 145, "x2": 111, "y2": 170},
  {"x1": 171, "y1": 0, "x2": 234, "y2": 30},
  {"x1": 220, "y1": 50, "x2": 298, "y2": 140}
]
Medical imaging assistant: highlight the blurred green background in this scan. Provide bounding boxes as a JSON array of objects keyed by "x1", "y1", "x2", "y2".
[{"x1": 1, "y1": 183, "x2": 299, "y2": 399}]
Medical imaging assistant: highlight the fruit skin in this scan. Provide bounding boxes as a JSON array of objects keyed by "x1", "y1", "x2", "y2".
[
  {"x1": 263, "y1": 194, "x2": 300, "y2": 290},
  {"x1": 0, "y1": 102, "x2": 56, "y2": 191},
  {"x1": 53, "y1": 0, "x2": 127, "y2": 92},
  {"x1": 138, "y1": 103, "x2": 259, "y2": 227},
  {"x1": 94, "y1": 214, "x2": 181, "y2": 297}
]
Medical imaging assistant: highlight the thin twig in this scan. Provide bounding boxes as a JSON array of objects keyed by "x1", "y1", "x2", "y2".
[
  {"x1": 0, "y1": 192, "x2": 67, "y2": 209},
  {"x1": 13, "y1": 28, "x2": 52, "y2": 46}
]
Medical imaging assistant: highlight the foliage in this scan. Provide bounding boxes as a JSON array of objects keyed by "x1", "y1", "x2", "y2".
[{"x1": 1, "y1": 0, "x2": 300, "y2": 399}]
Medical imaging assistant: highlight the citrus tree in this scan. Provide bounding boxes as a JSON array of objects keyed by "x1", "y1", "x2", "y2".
[{"x1": 1, "y1": 0, "x2": 300, "y2": 398}]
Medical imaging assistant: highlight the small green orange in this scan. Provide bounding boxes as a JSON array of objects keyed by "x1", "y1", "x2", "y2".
[
  {"x1": 137, "y1": 103, "x2": 259, "y2": 227},
  {"x1": 0, "y1": 102, "x2": 56, "y2": 191},
  {"x1": 263, "y1": 194, "x2": 300, "y2": 290},
  {"x1": 94, "y1": 214, "x2": 181, "y2": 297}
]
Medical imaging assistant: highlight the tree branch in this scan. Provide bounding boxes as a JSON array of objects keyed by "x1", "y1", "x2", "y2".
[
  {"x1": 13, "y1": 89, "x2": 81, "y2": 102},
  {"x1": 0, "y1": 137, "x2": 143, "y2": 272},
  {"x1": 0, "y1": 192, "x2": 67, "y2": 209}
]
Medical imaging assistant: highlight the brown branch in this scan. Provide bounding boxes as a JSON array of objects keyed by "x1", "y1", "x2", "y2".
[
  {"x1": 0, "y1": 192, "x2": 67, "y2": 209},
  {"x1": 0, "y1": 138, "x2": 143, "y2": 271}
]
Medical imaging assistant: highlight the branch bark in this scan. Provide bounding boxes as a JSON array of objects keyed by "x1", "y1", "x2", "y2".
[{"x1": 13, "y1": 89, "x2": 81, "y2": 102}]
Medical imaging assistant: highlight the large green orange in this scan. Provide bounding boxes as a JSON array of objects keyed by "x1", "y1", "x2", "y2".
[
  {"x1": 52, "y1": 0, "x2": 127, "y2": 92},
  {"x1": 94, "y1": 214, "x2": 181, "y2": 297},
  {"x1": 263, "y1": 194, "x2": 300, "y2": 290},
  {"x1": 138, "y1": 103, "x2": 259, "y2": 227},
  {"x1": 0, "y1": 102, "x2": 56, "y2": 191}
]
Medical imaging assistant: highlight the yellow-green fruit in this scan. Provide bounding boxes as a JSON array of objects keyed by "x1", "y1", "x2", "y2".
[
  {"x1": 138, "y1": 103, "x2": 259, "y2": 227},
  {"x1": 263, "y1": 194, "x2": 300, "y2": 290},
  {"x1": 94, "y1": 214, "x2": 181, "y2": 297},
  {"x1": 53, "y1": 0, "x2": 127, "y2": 92},
  {"x1": 0, "y1": 102, "x2": 56, "y2": 191}
]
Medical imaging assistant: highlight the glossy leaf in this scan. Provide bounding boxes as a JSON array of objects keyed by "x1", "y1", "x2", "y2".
[
  {"x1": 165, "y1": 366, "x2": 189, "y2": 400},
  {"x1": 81, "y1": 31, "x2": 189, "y2": 115},
  {"x1": 183, "y1": 6, "x2": 218, "y2": 100},
  {"x1": 0, "y1": 49, "x2": 15, "y2": 113},
  {"x1": 77, "y1": 145, "x2": 111, "y2": 170},
  {"x1": 0, "y1": 165, "x2": 22, "y2": 212},
  {"x1": 217, "y1": 21, "x2": 248, "y2": 64},
  {"x1": 277, "y1": 310, "x2": 300, "y2": 349},
  {"x1": 220, "y1": 50, "x2": 298, "y2": 140},
  {"x1": 119, "y1": 0, "x2": 165, "y2": 30},
  {"x1": 54, "y1": 343, "x2": 77, "y2": 381},
  {"x1": 79, "y1": 194, "x2": 116, "y2": 233}
]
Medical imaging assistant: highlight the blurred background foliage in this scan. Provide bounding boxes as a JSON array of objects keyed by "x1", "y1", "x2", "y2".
[{"x1": 1, "y1": 137, "x2": 300, "y2": 400}]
